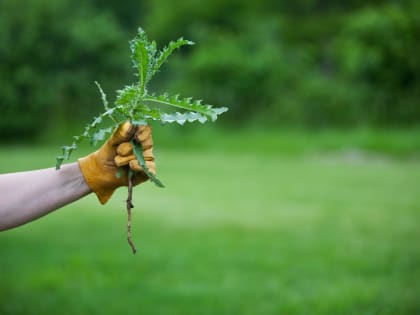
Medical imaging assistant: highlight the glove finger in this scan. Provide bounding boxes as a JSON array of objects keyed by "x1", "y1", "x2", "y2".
[
  {"x1": 146, "y1": 162, "x2": 156, "y2": 175},
  {"x1": 129, "y1": 160, "x2": 143, "y2": 172},
  {"x1": 129, "y1": 160, "x2": 156, "y2": 175},
  {"x1": 136, "y1": 125, "x2": 151, "y2": 142},
  {"x1": 140, "y1": 136, "x2": 153, "y2": 150},
  {"x1": 135, "y1": 126, "x2": 153, "y2": 150},
  {"x1": 108, "y1": 122, "x2": 136, "y2": 146},
  {"x1": 116, "y1": 142, "x2": 133, "y2": 156},
  {"x1": 116, "y1": 144, "x2": 153, "y2": 166},
  {"x1": 142, "y1": 147, "x2": 154, "y2": 161},
  {"x1": 115, "y1": 154, "x2": 136, "y2": 167}
]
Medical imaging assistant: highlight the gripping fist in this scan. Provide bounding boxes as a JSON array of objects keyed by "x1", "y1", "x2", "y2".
[{"x1": 78, "y1": 122, "x2": 156, "y2": 204}]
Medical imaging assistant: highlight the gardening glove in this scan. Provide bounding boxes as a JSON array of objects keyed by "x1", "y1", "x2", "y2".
[
  {"x1": 78, "y1": 122, "x2": 156, "y2": 204},
  {"x1": 114, "y1": 124, "x2": 156, "y2": 175}
]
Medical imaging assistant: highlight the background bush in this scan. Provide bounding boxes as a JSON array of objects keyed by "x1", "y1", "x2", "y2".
[
  {"x1": 1, "y1": 0, "x2": 419, "y2": 140},
  {"x1": 0, "y1": 0, "x2": 136, "y2": 139},
  {"x1": 144, "y1": 0, "x2": 420, "y2": 127}
]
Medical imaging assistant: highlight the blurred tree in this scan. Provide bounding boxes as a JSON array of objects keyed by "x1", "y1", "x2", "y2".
[
  {"x1": 333, "y1": 1, "x2": 420, "y2": 125},
  {"x1": 0, "y1": 0, "x2": 129, "y2": 140},
  {"x1": 0, "y1": 0, "x2": 419, "y2": 140},
  {"x1": 144, "y1": 0, "x2": 420, "y2": 127}
]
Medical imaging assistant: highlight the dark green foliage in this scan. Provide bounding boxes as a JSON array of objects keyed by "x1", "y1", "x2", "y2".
[
  {"x1": 332, "y1": 2, "x2": 420, "y2": 125},
  {"x1": 0, "y1": 0, "x2": 130, "y2": 140},
  {"x1": 1, "y1": 0, "x2": 419, "y2": 140},
  {"x1": 144, "y1": 0, "x2": 420, "y2": 127}
]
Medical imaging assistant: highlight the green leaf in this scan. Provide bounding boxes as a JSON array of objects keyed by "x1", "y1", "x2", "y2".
[
  {"x1": 56, "y1": 156, "x2": 65, "y2": 170},
  {"x1": 131, "y1": 138, "x2": 165, "y2": 188},
  {"x1": 160, "y1": 111, "x2": 208, "y2": 125},
  {"x1": 92, "y1": 127, "x2": 113, "y2": 146},
  {"x1": 95, "y1": 81, "x2": 109, "y2": 111},
  {"x1": 144, "y1": 94, "x2": 228, "y2": 122},
  {"x1": 155, "y1": 38, "x2": 194, "y2": 71},
  {"x1": 129, "y1": 28, "x2": 153, "y2": 95},
  {"x1": 56, "y1": 27, "x2": 228, "y2": 174},
  {"x1": 115, "y1": 167, "x2": 125, "y2": 179}
]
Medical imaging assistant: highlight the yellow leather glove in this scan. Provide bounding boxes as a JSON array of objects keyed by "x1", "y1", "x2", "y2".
[{"x1": 78, "y1": 122, "x2": 156, "y2": 204}]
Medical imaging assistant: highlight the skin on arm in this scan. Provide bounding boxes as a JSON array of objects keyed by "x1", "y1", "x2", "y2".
[
  {"x1": 0, "y1": 162, "x2": 91, "y2": 231},
  {"x1": 0, "y1": 122, "x2": 155, "y2": 232}
]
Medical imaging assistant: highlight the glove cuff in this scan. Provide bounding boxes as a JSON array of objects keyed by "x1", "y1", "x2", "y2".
[{"x1": 78, "y1": 154, "x2": 115, "y2": 204}]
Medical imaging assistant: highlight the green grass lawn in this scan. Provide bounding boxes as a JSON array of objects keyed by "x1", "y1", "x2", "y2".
[{"x1": 0, "y1": 133, "x2": 419, "y2": 315}]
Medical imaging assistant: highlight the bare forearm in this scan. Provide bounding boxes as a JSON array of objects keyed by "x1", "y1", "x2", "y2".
[{"x1": 0, "y1": 162, "x2": 91, "y2": 231}]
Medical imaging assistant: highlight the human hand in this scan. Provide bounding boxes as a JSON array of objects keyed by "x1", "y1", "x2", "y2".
[{"x1": 78, "y1": 122, "x2": 156, "y2": 204}]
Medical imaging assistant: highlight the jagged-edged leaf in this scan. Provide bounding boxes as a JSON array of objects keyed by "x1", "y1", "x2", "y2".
[
  {"x1": 160, "y1": 111, "x2": 208, "y2": 124},
  {"x1": 58, "y1": 144, "x2": 78, "y2": 166},
  {"x1": 144, "y1": 94, "x2": 228, "y2": 122},
  {"x1": 56, "y1": 27, "x2": 228, "y2": 170},
  {"x1": 91, "y1": 127, "x2": 113, "y2": 146},
  {"x1": 143, "y1": 108, "x2": 163, "y2": 121},
  {"x1": 95, "y1": 81, "x2": 109, "y2": 111},
  {"x1": 155, "y1": 38, "x2": 194, "y2": 71},
  {"x1": 91, "y1": 115, "x2": 103, "y2": 128},
  {"x1": 115, "y1": 85, "x2": 139, "y2": 106},
  {"x1": 56, "y1": 156, "x2": 65, "y2": 170},
  {"x1": 129, "y1": 27, "x2": 160, "y2": 95},
  {"x1": 130, "y1": 32, "x2": 149, "y2": 95},
  {"x1": 131, "y1": 139, "x2": 165, "y2": 188},
  {"x1": 131, "y1": 108, "x2": 148, "y2": 125}
]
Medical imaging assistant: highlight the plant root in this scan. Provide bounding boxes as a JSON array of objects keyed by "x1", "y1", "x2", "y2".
[{"x1": 126, "y1": 170, "x2": 137, "y2": 254}]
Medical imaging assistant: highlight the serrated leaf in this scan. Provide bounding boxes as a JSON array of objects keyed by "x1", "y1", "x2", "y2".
[
  {"x1": 56, "y1": 156, "x2": 65, "y2": 170},
  {"x1": 130, "y1": 35, "x2": 149, "y2": 95},
  {"x1": 115, "y1": 85, "x2": 139, "y2": 107},
  {"x1": 159, "y1": 111, "x2": 208, "y2": 124},
  {"x1": 91, "y1": 127, "x2": 113, "y2": 146},
  {"x1": 129, "y1": 27, "x2": 161, "y2": 95},
  {"x1": 155, "y1": 38, "x2": 194, "y2": 71},
  {"x1": 115, "y1": 167, "x2": 125, "y2": 179},
  {"x1": 160, "y1": 113, "x2": 176, "y2": 124},
  {"x1": 131, "y1": 139, "x2": 164, "y2": 188},
  {"x1": 61, "y1": 144, "x2": 76, "y2": 160},
  {"x1": 144, "y1": 94, "x2": 228, "y2": 123},
  {"x1": 186, "y1": 112, "x2": 202, "y2": 122},
  {"x1": 131, "y1": 118, "x2": 148, "y2": 125},
  {"x1": 95, "y1": 81, "x2": 109, "y2": 111},
  {"x1": 56, "y1": 27, "x2": 228, "y2": 171},
  {"x1": 91, "y1": 115, "x2": 103, "y2": 127}
]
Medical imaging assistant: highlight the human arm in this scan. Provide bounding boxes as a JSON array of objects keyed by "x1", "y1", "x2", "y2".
[
  {"x1": 0, "y1": 163, "x2": 90, "y2": 231},
  {"x1": 0, "y1": 122, "x2": 155, "y2": 231}
]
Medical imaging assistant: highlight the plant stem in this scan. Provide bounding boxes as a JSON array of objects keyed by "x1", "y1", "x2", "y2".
[{"x1": 126, "y1": 169, "x2": 137, "y2": 254}]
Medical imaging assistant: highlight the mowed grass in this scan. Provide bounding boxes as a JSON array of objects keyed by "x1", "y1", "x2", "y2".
[{"x1": 0, "y1": 133, "x2": 419, "y2": 315}]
